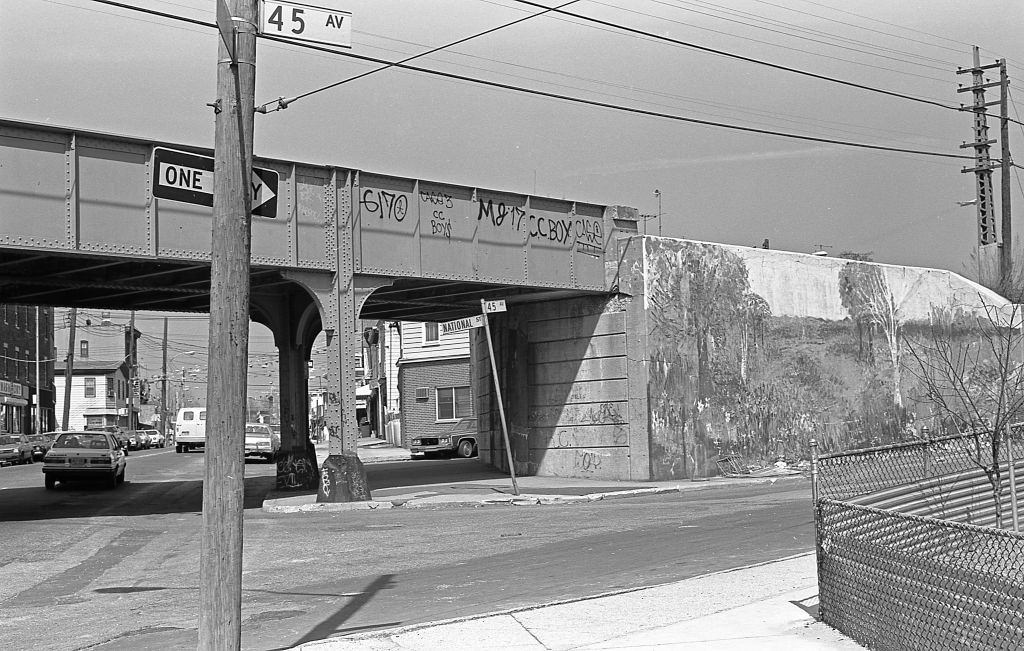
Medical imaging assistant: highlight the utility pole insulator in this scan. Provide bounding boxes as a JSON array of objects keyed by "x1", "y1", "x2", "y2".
[{"x1": 958, "y1": 81, "x2": 1003, "y2": 92}]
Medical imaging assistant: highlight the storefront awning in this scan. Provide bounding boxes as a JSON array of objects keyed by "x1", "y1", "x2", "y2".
[{"x1": 0, "y1": 395, "x2": 28, "y2": 406}]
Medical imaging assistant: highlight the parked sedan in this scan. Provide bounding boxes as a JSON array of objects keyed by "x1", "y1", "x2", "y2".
[
  {"x1": 143, "y1": 429, "x2": 165, "y2": 448},
  {"x1": 124, "y1": 431, "x2": 142, "y2": 451},
  {"x1": 42, "y1": 431, "x2": 126, "y2": 489},
  {"x1": 28, "y1": 432, "x2": 57, "y2": 460},
  {"x1": 0, "y1": 434, "x2": 34, "y2": 465},
  {"x1": 244, "y1": 422, "x2": 280, "y2": 463}
]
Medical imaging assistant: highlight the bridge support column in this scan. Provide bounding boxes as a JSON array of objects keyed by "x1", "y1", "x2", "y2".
[
  {"x1": 316, "y1": 169, "x2": 371, "y2": 503},
  {"x1": 277, "y1": 267, "x2": 371, "y2": 502},
  {"x1": 251, "y1": 291, "x2": 321, "y2": 491},
  {"x1": 275, "y1": 339, "x2": 319, "y2": 490}
]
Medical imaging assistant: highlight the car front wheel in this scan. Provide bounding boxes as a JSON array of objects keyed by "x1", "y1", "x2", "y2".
[
  {"x1": 44, "y1": 475, "x2": 56, "y2": 490},
  {"x1": 457, "y1": 440, "x2": 476, "y2": 458}
]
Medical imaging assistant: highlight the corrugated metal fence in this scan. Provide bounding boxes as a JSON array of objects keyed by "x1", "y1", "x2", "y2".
[{"x1": 813, "y1": 431, "x2": 1024, "y2": 650}]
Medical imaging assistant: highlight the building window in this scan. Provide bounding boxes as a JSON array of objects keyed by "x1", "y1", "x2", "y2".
[
  {"x1": 80, "y1": 340, "x2": 89, "y2": 358},
  {"x1": 424, "y1": 322, "x2": 439, "y2": 345},
  {"x1": 436, "y1": 386, "x2": 472, "y2": 421},
  {"x1": 14, "y1": 348, "x2": 21, "y2": 379},
  {"x1": 2, "y1": 344, "x2": 7, "y2": 377},
  {"x1": 84, "y1": 377, "x2": 96, "y2": 398}
]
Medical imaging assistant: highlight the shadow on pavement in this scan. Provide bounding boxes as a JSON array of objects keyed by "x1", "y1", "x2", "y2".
[
  {"x1": 288, "y1": 574, "x2": 399, "y2": 648},
  {"x1": 0, "y1": 475, "x2": 276, "y2": 521},
  {"x1": 367, "y1": 459, "x2": 508, "y2": 492}
]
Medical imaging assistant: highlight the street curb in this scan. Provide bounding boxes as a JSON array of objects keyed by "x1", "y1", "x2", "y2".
[{"x1": 262, "y1": 475, "x2": 806, "y2": 513}]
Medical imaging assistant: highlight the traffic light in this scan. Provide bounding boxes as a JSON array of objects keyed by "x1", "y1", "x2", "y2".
[{"x1": 363, "y1": 327, "x2": 379, "y2": 346}]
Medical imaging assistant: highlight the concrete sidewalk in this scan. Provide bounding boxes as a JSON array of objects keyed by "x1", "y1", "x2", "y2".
[
  {"x1": 266, "y1": 440, "x2": 860, "y2": 650},
  {"x1": 289, "y1": 553, "x2": 861, "y2": 650},
  {"x1": 263, "y1": 438, "x2": 806, "y2": 513}
]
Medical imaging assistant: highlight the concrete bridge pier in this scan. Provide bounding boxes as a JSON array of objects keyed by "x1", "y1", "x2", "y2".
[{"x1": 252, "y1": 286, "x2": 322, "y2": 491}]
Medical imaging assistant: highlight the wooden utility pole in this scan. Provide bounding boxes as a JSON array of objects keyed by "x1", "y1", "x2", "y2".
[
  {"x1": 199, "y1": 1, "x2": 256, "y2": 649},
  {"x1": 160, "y1": 317, "x2": 168, "y2": 442},
  {"x1": 1000, "y1": 59, "x2": 1012, "y2": 285},
  {"x1": 61, "y1": 308, "x2": 76, "y2": 431},
  {"x1": 127, "y1": 311, "x2": 136, "y2": 431},
  {"x1": 35, "y1": 307, "x2": 42, "y2": 435}
]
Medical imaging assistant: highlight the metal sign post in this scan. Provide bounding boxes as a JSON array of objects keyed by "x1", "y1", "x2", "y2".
[{"x1": 479, "y1": 299, "x2": 518, "y2": 496}]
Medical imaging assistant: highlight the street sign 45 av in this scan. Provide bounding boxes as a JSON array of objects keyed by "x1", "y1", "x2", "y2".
[
  {"x1": 260, "y1": 1, "x2": 352, "y2": 49},
  {"x1": 152, "y1": 148, "x2": 279, "y2": 218}
]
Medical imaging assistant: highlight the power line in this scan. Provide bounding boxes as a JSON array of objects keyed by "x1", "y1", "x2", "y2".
[
  {"x1": 350, "y1": 30, "x2": 949, "y2": 149},
  {"x1": 741, "y1": 0, "x2": 969, "y2": 58},
  {"x1": 256, "y1": 0, "x2": 583, "y2": 113},
  {"x1": 643, "y1": 0, "x2": 955, "y2": 72},
  {"x1": 260, "y1": 32, "x2": 976, "y2": 161},
  {"x1": 787, "y1": 0, "x2": 972, "y2": 52},
  {"x1": 508, "y1": 0, "x2": 969, "y2": 114},
  {"x1": 79, "y1": 0, "x2": 979, "y2": 160},
  {"x1": 489, "y1": 0, "x2": 953, "y2": 90}
]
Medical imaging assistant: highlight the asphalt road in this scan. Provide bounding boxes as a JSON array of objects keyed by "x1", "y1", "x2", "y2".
[{"x1": 0, "y1": 450, "x2": 813, "y2": 651}]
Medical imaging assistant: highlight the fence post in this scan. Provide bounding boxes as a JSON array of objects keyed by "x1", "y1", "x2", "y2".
[
  {"x1": 810, "y1": 438, "x2": 819, "y2": 504},
  {"x1": 1006, "y1": 427, "x2": 1019, "y2": 533},
  {"x1": 921, "y1": 425, "x2": 930, "y2": 479}
]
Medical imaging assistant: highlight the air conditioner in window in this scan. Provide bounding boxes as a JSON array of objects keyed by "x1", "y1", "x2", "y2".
[{"x1": 415, "y1": 387, "x2": 429, "y2": 400}]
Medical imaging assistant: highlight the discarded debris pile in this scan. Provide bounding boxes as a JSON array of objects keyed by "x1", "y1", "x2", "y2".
[{"x1": 716, "y1": 454, "x2": 805, "y2": 478}]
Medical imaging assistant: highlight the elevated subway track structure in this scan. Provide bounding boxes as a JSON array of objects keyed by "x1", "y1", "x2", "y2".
[{"x1": 0, "y1": 118, "x2": 637, "y2": 500}]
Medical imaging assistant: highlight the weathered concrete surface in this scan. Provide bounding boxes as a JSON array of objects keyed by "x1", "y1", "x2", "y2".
[{"x1": 316, "y1": 453, "x2": 370, "y2": 502}]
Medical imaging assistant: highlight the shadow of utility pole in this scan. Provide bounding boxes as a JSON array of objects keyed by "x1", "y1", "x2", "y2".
[{"x1": 292, "y1": 574, "x2": 398, "y2": 646}]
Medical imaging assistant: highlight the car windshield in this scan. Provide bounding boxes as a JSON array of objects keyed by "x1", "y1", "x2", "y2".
[
  {"x1": 28, "y1": 435, "x2": 45, "y2": 443},
  {"x1": 245, "y1": 425, "x2": 270, "y2": 435},
  {"x1": 0, "y1": 435, "x2": 18, "y2": 445},
  {"x1": 54, "y1": 433, "x2": 111, "y2": 449}
]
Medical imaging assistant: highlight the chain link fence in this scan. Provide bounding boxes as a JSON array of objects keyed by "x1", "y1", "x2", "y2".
[
  {"x1": 817, "y1": 499, "x2": 1024, "y2": 650},
  {"x1": 815, "y1": 430, "x2": 1024, "y2": 502},
  {"x1": 814, "y1": 430, "x2": 1024, "y2": 649}
]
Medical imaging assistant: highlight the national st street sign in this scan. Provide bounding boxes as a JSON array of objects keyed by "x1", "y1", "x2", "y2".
[
  {"x1": 440, "y1": 314, "x2": 485, "y2": 336},
  {"x1": 152, "y1": 147, "x2": 279, "y2": 218}
]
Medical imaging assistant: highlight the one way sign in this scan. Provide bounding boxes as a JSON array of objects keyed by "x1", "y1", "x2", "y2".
[{"x1": 152, "y1": 147, "x2": 279, "y2": 218}]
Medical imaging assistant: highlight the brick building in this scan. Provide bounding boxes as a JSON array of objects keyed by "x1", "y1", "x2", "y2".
[
  {"x1": 0, "y1": 304, "x2": 56, "y2": 435},
  {"x1": 397, "y1": 321, "x2": 473, "y2": 445}
]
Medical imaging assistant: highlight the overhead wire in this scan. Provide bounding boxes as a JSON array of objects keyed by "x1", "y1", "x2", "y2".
[
  {"x1": 259, "y1": 32, "x2": 976, "y2": 161},
  {"x1": 349, "y1": 31, "x2": 948, "y2": 149},
  {"x1": 641, "y1": 0, "x2": 954, "y2": 72},
  {"x1": 487, "y1": 0, "x2": 951, "y2": 86},
  {"x1": 786, "y1": 0, "x2": 972, "y2": 52},
  {"x1": 741, "y1": 0, "x2": 969, "y2": 58},
  {"x1": 73, "y1": 0, "x2": 997, "y2": 159},
  {"x1": 507, "y1": 0, "x2": 988, "y2": 116},
  {"x1": 1008, "y1": 88, "x2": 1024, "y2": 203},
  {"x1": 256, "y1": 0, "x2": 584, "y2": 112},
  {"x1": 80, "y1": 0, "x2": 1021, "y2": 135}
]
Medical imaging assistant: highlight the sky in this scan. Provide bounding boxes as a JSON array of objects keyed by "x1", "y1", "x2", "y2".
[{"x1": 5, "y1": 0, "x2": 1024, "y2": 369}]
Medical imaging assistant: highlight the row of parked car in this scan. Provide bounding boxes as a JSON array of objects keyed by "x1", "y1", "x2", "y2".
[
  {"x1": 0, "y1": 427, "x2": 173, "y2": 467},
  {"x1": 0, "y1": 433, "x2": 55, "y2": 465}
]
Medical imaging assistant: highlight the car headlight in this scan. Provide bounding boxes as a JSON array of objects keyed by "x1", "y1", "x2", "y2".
[{"x1": 439, "y1": 437, "x2": 450, "y2": 444}]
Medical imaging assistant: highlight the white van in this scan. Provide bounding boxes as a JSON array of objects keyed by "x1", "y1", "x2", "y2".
[{"x1": 174, "y1": 407, "x2": 206, "y2": 453}]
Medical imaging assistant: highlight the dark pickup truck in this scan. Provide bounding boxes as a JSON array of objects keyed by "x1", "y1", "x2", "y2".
[{"x1": 410, "y1": 417, "x2": 478, "y2": 458}]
